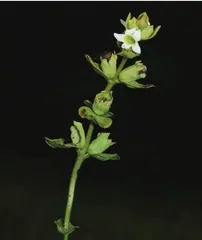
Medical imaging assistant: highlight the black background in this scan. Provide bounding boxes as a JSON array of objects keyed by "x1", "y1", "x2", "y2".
[{"x1": 0, "y1": 2, "x2": 202, "y2": 240}]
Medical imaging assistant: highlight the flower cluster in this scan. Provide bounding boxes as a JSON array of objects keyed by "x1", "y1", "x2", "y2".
[{"x1": 114, "y1": 12, "x2": 161, "y2": 56}]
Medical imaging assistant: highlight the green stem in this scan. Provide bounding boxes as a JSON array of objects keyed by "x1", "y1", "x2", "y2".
[
  {"x1": 63, "y1": 153, "x2": 84, "y2": 240},
  {"x1": 116, "y1": 57, "x2": 127, "y2": 76},
  {"x1": 63, "y1": 56, "x2": 128, "y2": 240}
]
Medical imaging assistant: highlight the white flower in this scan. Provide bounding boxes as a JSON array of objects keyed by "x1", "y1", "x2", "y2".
[{"x1": 114, "y1": 28, "x2": 141, "y2": 54}]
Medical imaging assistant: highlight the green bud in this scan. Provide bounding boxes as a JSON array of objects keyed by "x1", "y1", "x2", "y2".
[
  {"x1": 100, "y1": 53, "x2": 117, "y2": 79},
  {"x1": 85, "y1": 53, "x2": 118, "y2": 81},
  {"x1": 136, "y1": 12, "x2": 150, "y2": 29},
  {"x1": 127, "y1": 17, "x2": 137, "y2": 29},
  {"x1": 141, "y1": 25, "x2": 161, "y2": 40},
  {"x1": 88, "y1": 133, "x2": 116, "y2": 155},
  {"x1": 121, "y1": 13, "x2": 137, "y2": 29},
  {"x1": 118, "y1": 61, "x2": 154, "y2": 89},
  {"x1": 119, "y1": 61, "x2": 147, "y2": 82},
  {"x1": 78, "y1": 106, "x2": 113, "y2": 129},
  {"x1": 92, "y1": 90, "x2": 113, "y2": 115},
  {"x1": 124, "y1": 12, "x2": 132, "y2": 29}
]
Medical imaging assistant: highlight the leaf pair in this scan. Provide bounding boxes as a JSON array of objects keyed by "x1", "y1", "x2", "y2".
[{"x1": 45, "y1": 121, "x2": 85, "y2": 150}]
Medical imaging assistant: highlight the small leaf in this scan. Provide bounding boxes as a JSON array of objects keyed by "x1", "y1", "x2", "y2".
[
  {"x1": 91, "y1": 153, "x2": 120, "y2": 161},
  {"x1": 102, "y1": 111, "x2": 114, "y2": 118},
  {"x1": 45, "y1": 137, "x2": 76, "y2": 149},
  {"x1": 85, "y1": 54, "x2": 106, "y2": 79},
  {"x1": 54, "y1": 218, "x2": 79, "y2": 235},
  {"x1": 94, "y1": 115, "x2": 113, "y2": 129},
  {"x1": 70, "y1": 126, "x2": 80, "y2": 145},
  {"x1": 84, "y1": 100, "x2": 93, "y2": 108},
  {"x1": 71, "y1": 121, "x2": 86, "y2": 148},
  {"x1": 147, "y1": 25, "x2": 161, "y2": 39},
  {"x1": 126, "y1": 81, "x2": 155, "y2": 89}
]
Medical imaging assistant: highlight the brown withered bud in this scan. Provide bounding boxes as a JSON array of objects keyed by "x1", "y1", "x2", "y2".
[
  {"x1": 93, "y1": 51, "x2": 112, "y2": 63},
  {"x1": 102, "y1": 51, "x2": 112, "y2": 61}
]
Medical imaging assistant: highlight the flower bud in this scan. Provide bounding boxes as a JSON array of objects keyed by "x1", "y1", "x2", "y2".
[
  {"x1": 92, "y1": 90, "x2": 113, "y2": 115},
  {"x1": 85, "y1": 52, "x2": 117, "y2": 81},
  {"x1": 88, "y1": 133, "x2": 116, "y2": 155},
  {"x1": 78, "y1": 106, "x2": 113, "y2": 129},
  {"x1": 118, "y1": 61, "x2": 154, "y2": 89},
  {"x1": 100, "y1": 53, "x2": 117, "y2": 79},
  {"x1": 119, "y1": 12, "x2": 161, "y2": 41},
  {"x1": 136, "y1": 12, "x2": 150, "y2": 29},
  {"x1": 141, "y1": 25, "x2": 161, "y2": 40}
]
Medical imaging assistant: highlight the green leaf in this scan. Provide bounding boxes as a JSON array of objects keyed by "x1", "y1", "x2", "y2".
[
  {"x1": 88, "y1": 133, "x2": 115, "y2": 155},
  {"x1": 91, "y1": 153, "x2": 120, "y2": 161},
  {"x1": 45, "y1": 137, "x2": 75, "y2": 149},
  {"x1": 147, "y1": 25, "x2": 161, "y2": 39},
  {"x1": 126, "y1": 81, "x2": 155, "y2": 89},
  {"x1": 85, "y1": 55, "x2": 107, "y2": 79},
  {"x1": 54, "y1": 218, "x2": 79, "y2": 235},
  {"x1": 92, "y1": 90, "x2": 113, "y2": 116},
  {"x1": 84, "y1": 100, "x2": 93, "y2": 108},
  {"x1": 102, "y1": 111, "x2": 114, "y2": 118},
  {"x1": 125, "y1": 12, "x2": 132, "y2": 29},
  {"x1": 72, "y1": 121, "x2": 86, "y2": 148},
  {"x1": 94, "y1": 115, "x2": 113, "y2": 129},
  {"x1": 118, "y1": 50, "x2": 139, "y2": 59}
]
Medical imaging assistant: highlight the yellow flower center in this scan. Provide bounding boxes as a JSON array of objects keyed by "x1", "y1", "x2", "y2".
[{"x1": 124, "y1": 35, "x2": 136, "y2": 45}]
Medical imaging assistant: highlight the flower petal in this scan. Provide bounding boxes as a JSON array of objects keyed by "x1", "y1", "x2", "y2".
[
  {"x1": 122, "y1": 43, "x2": 132, "y2": 50},
  {"x1": 120, "y1": 19, "x2": 126, "y2": 27},
  {"x1": 132, "y1": 42, "x2": 141, "y2": 54},
  {"x1": 125, "y1": 28, "x2": 137, "y2": 35},
  {"x1": 133, "y1": 29, "x2": 141, "y2": 41},
  {"x1": 114, "y1": 33, "x2": 124, "y2": 42}
]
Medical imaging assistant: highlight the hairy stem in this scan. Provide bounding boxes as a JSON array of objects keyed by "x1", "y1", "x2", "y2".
[{"x1": 63, "y1": 57, "x2": 127, "y2": 240}]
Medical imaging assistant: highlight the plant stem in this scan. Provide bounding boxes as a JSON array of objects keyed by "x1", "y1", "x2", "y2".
[
  {"x1": 63, "y1": 56, "x2": 128, "y2": 240},
  {"x1": 63, "y1": 153, "x2": 84, "y2": 240},
  {"x1": 116, "y1": 57, "x2": 127, "y2": 76}
]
